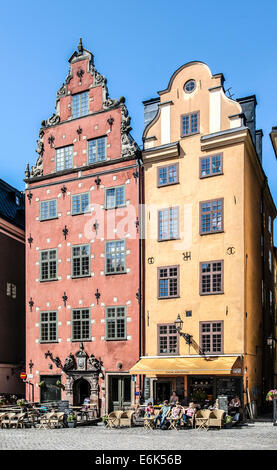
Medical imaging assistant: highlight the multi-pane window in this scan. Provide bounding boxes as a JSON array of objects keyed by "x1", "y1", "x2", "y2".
[
  {"x1": 71, "y1": 193, "x2": 89, "y2": 215},
  {"x1": 200, "y1": 321, "x2": 223, "y2": 354},
  {"x1": 200, "y1": 154, "x2": 223, "y2": 178},
  {"x1": 106, "y1": 307, "x2": 126, "y2": 340},
  {"x1": 72, "y1": 91, "x2": 89, "y2": 119},
  {"x1": 200, "y1": 199, "x2": 223, "y2": 234},
  {"x1": 40, "y1": 249, "x2": 57, "y2": 281},
  {"x1": 105, "y1": 186, "x2": 125, "y2": 209},
  {"x1": 105, "y1": 240, "x2": 126, "y2": 274},
  {"x1": 40, "y1": 311, "x2": 57, "y2": 343},
  {"x1": 40, "y1": 200, "x2": 57, "y2": 221},
  {"x1": 71, "y1": 245, "x2": 90, "y2": 278},
  {"x1": 72, "y1": 309, "x2": 90, "y2": 341},
  {"x1": 158, "y1": 207, "x2": 179, "y2": 241},
  {"x1": 200, "y1": 261, "x2": 223, "y2": 295},
  {"x1": 55, "y1": 145, "x2": 73, "y2": 172},
  {"x1": 158, "y1": 266, "x2": 179, "y2": 298},
  {"x1": 87, "y1": 137, "x2": 106, "y2": 164},
  {"x1": 181, "y1": 111, "x2": 199, "y2": 136},
  {"x1": 157, "y1": 164, "x2": 178, "y2": 187},
  {"x1": 158, "y1": 324, "x2": 179, "y2": 355}
]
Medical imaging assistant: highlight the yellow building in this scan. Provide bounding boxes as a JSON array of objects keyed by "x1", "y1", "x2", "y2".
[{"x1": 131, "y1": 62, "x2": 276, "y2": 411}]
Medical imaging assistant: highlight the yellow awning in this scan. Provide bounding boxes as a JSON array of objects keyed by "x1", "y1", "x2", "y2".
[{"x1": 129, "y1": 356, "x2": 242, "y2": 376}]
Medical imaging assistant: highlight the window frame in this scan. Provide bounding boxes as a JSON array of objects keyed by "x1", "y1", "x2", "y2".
[
  {"x1": 71, "y1": 308, "x2": 91, "y2": 342},
  {"x1": 71, "y1": 244, "x2": 91, "y2": 279},
  {"x1": 104, "y1": 185, "x2": 126, "y2": 210},
  {"x1": 71, "y1": 90, "x2": 89, "y2": 119},
  {"x1": 87, "y1": 136, "x2": 107, "y2": 165},
  {"x1": 158, "y1": 206, "x2": 179, "y2": 241},
  {"x1": 180, "y1": 111, "x2": 200, "y2": 137},
  {"x1": 40, "y1": 311, "x2": 58, "y2": 343},
  {"x1": 200, "y1": 260, "x2": 224, "y2": 295},
  {"x1": 55, "y1": 145, "x2": 73, "y2": 172},
  {"x1": 199, "y1": 198, "x2": 224, "y2": 235},
  {"x1": 71, "y1": 192, "x2": 90, "y2": 216},
  {"x1": 157, "y1": 323, "x2": 179, "y2": 356},
  {"x1": 157, "y1": 163, "x2": 179, "y2": 188},
  {"x1": 199, "y1": 153, "x2": 223, "y2": 179},
  {"x1": 199, "y1": 320, "x2": 224, "y2": 355},
  {"x1": 40, "y1": 199, "x2": 58, "y2": 221},
  {"x1": 105, "y1": 306, "x2": 127, "y2": 341},
  {"x1": 105, "y1": 239, "x2": 126, "y2": 275},
  {"x1": 40, "y1": 248, "x2": 58, "y2": 282},
  {"x1": 157, "y1": 265, "x2": 180, "y2": 299}
]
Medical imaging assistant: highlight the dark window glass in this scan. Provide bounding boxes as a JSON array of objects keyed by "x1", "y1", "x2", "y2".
[
  {"x1": 158, "y1": 266, "x2": 179, "y2": 298},
  {"x1": 158, "y1": 324, "x2": 178, "y2": 355},
  {"x1": 200, "y1": 261, "x2": 223, "y2": 294}
]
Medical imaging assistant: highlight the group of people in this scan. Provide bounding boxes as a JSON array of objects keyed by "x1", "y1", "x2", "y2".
[
  {"x1": 146, "y1": 399, "x2": 196, "y2": 430},
  {"x1": 144, "y1": 391, "x2": 242, "y2": 429}
]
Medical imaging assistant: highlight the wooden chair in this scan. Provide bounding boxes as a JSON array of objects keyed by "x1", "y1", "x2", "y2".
[
  {"x1": 10, "y1": 412, "x2": 26, "y2": 428},
  {"x1": 168, "y1": 410, "x2": 182, "y2": 430},
  {"x1": 38, "y1": 411, "x2": 55, "y2": 429},
  {"x1": 106, "y1": 411, "x2": 123, "y2": 429},
  {"x1": 208, "y1": 409, "x2": 225, "y2": 429},
  {"x1": 120, "y1": 410, "x2": 135, "y2": 427},
  {"x1": 0, "y1": 412, "x2": 7, "y2": 428},
  {"x1": 143, "y1": 409, "x2": 160, "y2": 430},
  {"x1": 194, "y1": 410, "x2": 211, "y2": 430},
  {"x1": 1, "y1": 412, "x2": 16, "y2": 428},
  {"x1": 49, "y1": 412, "x2": 65, "y2": 428}
]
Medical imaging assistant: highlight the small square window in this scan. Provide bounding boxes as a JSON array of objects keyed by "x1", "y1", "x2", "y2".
[{"x1": 186, "y1": 310, "x2": 192, "y2": 317}]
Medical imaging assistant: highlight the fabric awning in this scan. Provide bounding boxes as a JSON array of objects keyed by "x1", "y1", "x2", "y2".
[{"x1": 129, "y1": 356, "x2": 242, "y2": 376}]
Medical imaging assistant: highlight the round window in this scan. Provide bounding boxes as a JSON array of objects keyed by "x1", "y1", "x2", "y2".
[{"x1": 184, "y1": 80, "x2": 196, "y2": 93}]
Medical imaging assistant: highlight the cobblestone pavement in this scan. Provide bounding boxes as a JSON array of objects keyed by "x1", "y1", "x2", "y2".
[{"x1": 0, "y1": 422, "x2": 276, "y2": 450}]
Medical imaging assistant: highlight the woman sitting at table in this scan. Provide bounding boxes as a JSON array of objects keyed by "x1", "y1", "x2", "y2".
[
  {"x1": 154, "y1": 400, "x2": 171, "y2": 429},
  {"x1": 182, "y1": 402, "x2": 196, "y2": 425},
  {"x1": 146, "y1": 402, "x2": 155, "y2": 418}
]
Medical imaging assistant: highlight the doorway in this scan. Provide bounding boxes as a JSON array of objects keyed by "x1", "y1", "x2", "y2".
[
  {"x1": 155, "y1": 380, "x2": 172, "y2": 404},
  {"x1": 108, "y1": 375, "x2": 131, "y2": 412},
  {"x1": 73, "y1": 378, "x2": 91, "y2": 406}
]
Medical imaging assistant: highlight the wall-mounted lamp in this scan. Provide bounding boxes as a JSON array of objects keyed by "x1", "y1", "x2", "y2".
[{"x1": 174, "y1": 314, "x2": 192, "y2": 345}]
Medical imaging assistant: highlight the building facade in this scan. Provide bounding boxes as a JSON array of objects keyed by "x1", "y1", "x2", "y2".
[
  {"x1": 25, "y1": 40, "x2": 141, "y2": 415},
  {"x1": 130, "y1": 62, "x2": 276, "y2": 411},
  {"x1": 0, "y1": 179, "x2": 25, "y2": 396}
]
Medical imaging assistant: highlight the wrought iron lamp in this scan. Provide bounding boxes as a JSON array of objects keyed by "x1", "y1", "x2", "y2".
[{"x1": 174, "y1": 314, "x2": 192, "y2": 345}]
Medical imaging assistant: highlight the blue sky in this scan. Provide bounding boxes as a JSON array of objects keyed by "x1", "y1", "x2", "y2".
[{"x1": 1, "y1": 0, "x2": 277, "y2": 233}]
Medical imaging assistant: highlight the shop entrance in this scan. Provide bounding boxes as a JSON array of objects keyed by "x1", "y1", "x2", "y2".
[
  {"x1": 154, "y1": 380, "x2": 172, "y2": 404},
  {"x1": 73, "y1": 378, "x2": 91, "y2": 406},
  {"x1": 108, "y1": 375, "x2": 131, "y2": 412}
]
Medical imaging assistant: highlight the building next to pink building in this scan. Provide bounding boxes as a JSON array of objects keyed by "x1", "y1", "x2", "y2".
[{"x1": 24, "y1": 40, "x2": 142, "y2": 415}]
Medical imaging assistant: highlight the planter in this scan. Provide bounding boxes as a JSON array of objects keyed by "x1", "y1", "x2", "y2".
[
  {"x1": 67, "y1": 421, "x2": 76, "y2": 428},
  {"x1": 225, "y1": 422, "x2": 232, "y2": 429}
]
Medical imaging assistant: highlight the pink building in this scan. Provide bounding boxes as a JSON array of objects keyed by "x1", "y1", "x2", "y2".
[{"x1": 25, "y1": 40, "x2": 142, "y2": 415}]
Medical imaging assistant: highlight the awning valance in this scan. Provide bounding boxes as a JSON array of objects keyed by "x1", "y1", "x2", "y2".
[{"x1": 129, "y1": 356, "x2": 242, "y2": 376}]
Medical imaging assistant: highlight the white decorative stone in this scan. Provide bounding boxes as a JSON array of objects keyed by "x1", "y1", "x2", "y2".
[
  {"x1": 35, "y1": 197, "x2": 39, "y2": 202},
  {"x1": 79, "y1": 300, "x2": 83, "y2": 305},
  {"x1": 58, "y1": 244, "x2": 62, "y2": 248},
  {"x1": 35, "y1": 339, "x2": 39, "y2": 344},
  {"x1": 100, "y1": 319, "x2": 105, "y2": 324},
  {"x1": 113, "y1": 297, "x2": 118, "y2": 302},
  {"x1": 127, "y1": 317, "x2": 132, "y2": 322},
  {"x1": 73, "y1": 152, "x2": 77, "y2": 156},
  {"x1": 78, "y1": 183, "x2": 82, "y2": 188},
  {"x1": 58, "y1": 322, "x2": 62, "y2": 326},
  {"x1": 35, "y1": 261, "x2": 39, "y2": 266},
  {"x1": 36, "y1": 307, "x2": 40, "y2": 311},
  {"x1": 101, "y1": 302, "x2": 105, "y2": 307},
  {"x1": 126, "y1": 179, "x2": 130, "y2": 184},
  {"x1": 101, "y1": 336, "x2": 105, "y2": 340},
  {"x1": 67, "y1": 242, "x2": 71, "y2": 246},
  {"x1": 90, "y1": 186, "x2": 95, "y2": 191},
  {"x1": 67, "y1": 321, "x2": 71, "y2": 325},
  {"x1": 36, "y1": 217, "x2": 39, "y2": 221},
  {"x1": 100, "y1": 271, "x2": 104, "y2": 275},
  {"x1": 127, "y1": 335, "x2": 132, "y2": 340},
  {"x1": 35, "y1": 323, "x2": 39, "y2": 327},
  {"x1": 126, "y1": 300, "x2": 131, "y2": 305},
  {"x1": 91, "y1": 337, "x2": 96, "y2": 341},
  {"x1": 67, "y1": 275, "x2": 71, "y2": 279},
  {"x1": 113, "y1": 176, "x2": 117, "y2": 181}
]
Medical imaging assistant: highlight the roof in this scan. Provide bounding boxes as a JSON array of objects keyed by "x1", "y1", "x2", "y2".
[{"x1": 0, "y1": 179, "x2": 25, "y2": 229}]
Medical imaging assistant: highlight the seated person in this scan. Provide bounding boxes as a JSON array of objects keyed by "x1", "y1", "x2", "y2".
[
  {"x1": 146, "y1": 402, "x2": 155, "y2": 418},
  {"x1": 182, "y1": 402, "x2": 196, "y2": 425},
  {"x1": 154, "y1": 400, "x2": 171, "y2": 429},
  {"x1": 170, "y1": 403, "x2": 182, "y2": 423},
  {"x1": 170, "y1": 391, "x2": 179, "y2": 405},
  {"x1": 229, "y1": 396, "x2": 242, "y2": 423}
]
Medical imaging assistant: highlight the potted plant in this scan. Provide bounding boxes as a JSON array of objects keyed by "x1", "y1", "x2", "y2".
[
  {"x1": 17, "y1": 399, "x2": 26, "y2": 408},
  {"x1": 39, "y1": 381, "x2": 46, "y2": 389},
  {"x1": 67, "y1": 412, "x2": 77, "y2": 428},
  {"x1": 56, "y1": 380, "x2": 65, "y2": 391},
  {"x1": 224, "y1": 415, "x2": 233, "y2": 429},
  {"x1": 266, "y1": 390, "x2": 277, "y2": 401},
  {"x1": 101, "y1": 415, "x2": 108, "y2": 426}
]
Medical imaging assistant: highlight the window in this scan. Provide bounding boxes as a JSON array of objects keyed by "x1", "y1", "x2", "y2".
[
  {"x1": 200, "y1": 154, "x2": 223, "y2": 178},
  {"x1": 55, "y1": 146, "x2": 73, "y2": 172},
  {"x1": 158, "y1": 324, "x2": 179, "y2": 355},
  {"x1": 158, "y1": 266, "x2": 179, "y2": 298},
  {"x1": 40, "y1": 200, "x2": 57, "y2": 221},
  {"x1": 106, "y1": 307, "x2": 126, "y2": 340},
  {"x1": 105, "y1": 240, "x2": 126, "y2": 274},
  {"x1": 184, "y1": 79, "x2": 196, "y2": 93},
  {"x1": 40, "y1": 311, "x2": 57, "y2": 343},
  {"x1": 157, "y1": 163, "x2": 178, "y2": 187},
  {"x1": 181, "y1": 111, "x2": 199, "y2": 137},
  {"x1": 87, "y1": 137, "x2": 106, "y2": 164},
  {"x1": 71, "y1": 193, "x2": 89, "y2": 215},
  {"x1": 200, "y1": 199, "x2": 223, "y2": 234},
  {"x1": 200, "y1": 261, "x2": 223, "y2": 295},
  {"x1": 72, "y1": 91, "x2": 89, "y2": 118},
  {"x1": 40, "y1": 249, "x2": 57, "y2": 281},
  {"x1": 71, "y1": 309, "x2": 90, "y2": 341},
  {"x1": 71, "y1": 245, "x2": 90, "y2": 278},
  {"x1": 6, "y1": 283, "x2": 16, "y2": 298},
  {"x1": 158, "y1": 207, "x2": 179, "y2": 241},
  {"x1": 200, "y1": 321, "x2": 223, "y2": 354},
  {"x1": 105, "y1": 186, "x2": 125, "y2": 209},
  {"x1": 269, "y1": 250, "x2": 272, "y2": 272}
]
